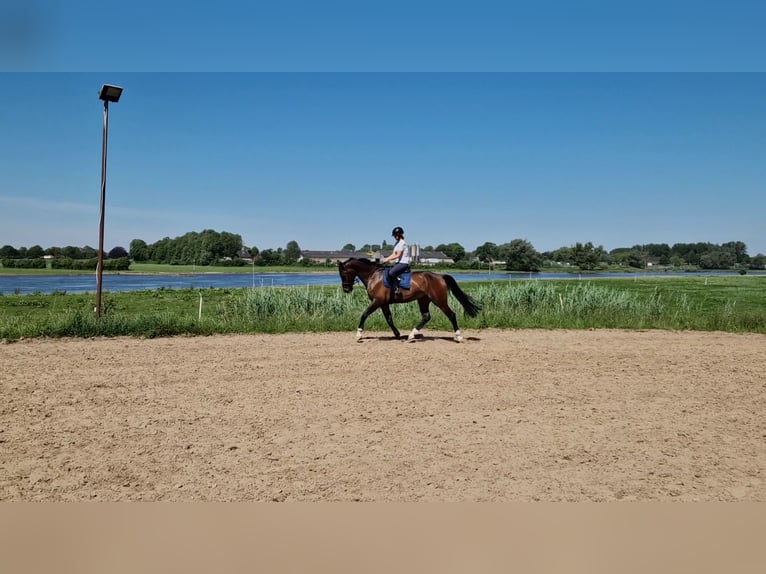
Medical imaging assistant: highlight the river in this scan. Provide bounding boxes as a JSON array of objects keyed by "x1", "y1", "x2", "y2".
[{"x1": 0, "y1": 270, "x2": 761, "y2": 296}]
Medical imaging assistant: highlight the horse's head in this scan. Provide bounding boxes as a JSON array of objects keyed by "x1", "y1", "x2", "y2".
[
  {"x1": 338, "y1": 258, "x2": 378, "y2": 292},
  {"x1": 338, "y1": 259, "x2": 357, "y2": 293}
]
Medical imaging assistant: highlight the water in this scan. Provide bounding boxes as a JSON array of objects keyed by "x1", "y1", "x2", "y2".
[{"x1": 1, "y1": 269, "x2": 761, "y2": 296}]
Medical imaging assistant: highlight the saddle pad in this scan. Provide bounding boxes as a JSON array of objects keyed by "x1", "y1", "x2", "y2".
[{"x1": 382, "y1": 271, "x2": 412, "y2": 289}]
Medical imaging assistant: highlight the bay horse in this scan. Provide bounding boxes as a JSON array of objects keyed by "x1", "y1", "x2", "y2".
[{"x1": 338, "y1": 258, "x2": 481, "y2": 342}]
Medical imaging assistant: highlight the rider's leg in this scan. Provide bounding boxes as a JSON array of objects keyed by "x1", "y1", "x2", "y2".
[{"x1": 390, "y1": 263, "x2": 407, "y2": 295}]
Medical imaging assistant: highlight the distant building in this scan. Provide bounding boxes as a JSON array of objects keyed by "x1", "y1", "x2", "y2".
[
  {"x1": 299, "y1": 250, "x2": 371, "y2": 264},
  {"x1": 414, "y1": 250, "x2": 454, "y2": 266},
  {"x1": 300, "y1": 245, "x2": 454, "y2": 266},
  {"x1": 379, "y1": 247, "x2": 454, "y2": 266}
]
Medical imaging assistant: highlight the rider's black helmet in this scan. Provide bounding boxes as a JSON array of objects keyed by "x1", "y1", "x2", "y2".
[{"x1": 391, "y1": 226, "x2": 404, "y2": 238}]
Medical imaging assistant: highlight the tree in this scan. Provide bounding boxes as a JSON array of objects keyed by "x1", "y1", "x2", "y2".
[
  {"x1": 129, "y1": 239, "x2": 149, "y2": 261},
  {"x1": 342, "y1": 243, "x2": 356, "y2": 251},
  {"x1": 671, "y1": 242, "x2": 714, "y2": 267},
  {"x1": 699, "y1": 250, "x2": 735, "y2": 269},
  {"x1": 27, "y1": 245, "x2": 45, "y2": 259},
  {"x1": 636, "y1": 243, "x2": 671, "y2": 264},
  {"x1": 148, "y1": 237, "x2": 171, "y2": 263},
  {"x1": 501, "y1": 239, "x2": 542, "y2": 272},
  {"x1": 108, "y1": 246, "x2": 129, "y2": 259},
  {"x1": 435, "y1": 242, "x2": 466, "y2": 262},
  {"x1": 722, "y1": 241, "x2": 748, "y2": 264},
  {"x1": 669, "y1": 255, "x2": 685, "y2": 267},
  {"x1": 550, "y1": 246, "x2": 574, "y2": 264},
  {"x1": 61, "y1": 246, "x2": 82, "y2": 259},
  {"x1": 283, "y1": 240, "x2": 302, "y2": 265},
  {"x1": 138, "y1": 230, "x2": 244, "y2": 265},
  {"x1": 255, "y1": 248, "x2": 281, "y2": 266},
  {"x1": 572, "y1": 242, "x2": 605, "y2": 271},
  {"x1": 473, "y1": 242, "x2": 499, "y2": 262},
  {"x1": 0, "y1": 245, "x2": 19, "y2": 258},
  {"x1": 750, "y1": 253, "x2": 766, "y2": 269},
  {"x1": 610, "y1": 248, "x2": 643, "y2": 269}
]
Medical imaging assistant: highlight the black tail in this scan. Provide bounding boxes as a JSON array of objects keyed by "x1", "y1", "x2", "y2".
[{"x1": 443, "y1": 275, "x2": 482, "y2": 317}]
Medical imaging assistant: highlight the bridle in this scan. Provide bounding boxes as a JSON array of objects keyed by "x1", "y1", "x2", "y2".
[
  {"x1": 339, "y1": 264, "x2": 357, "y2": 292},
  {"x1": 340, "y1": 259, "x2": 378, "y2": 292}
]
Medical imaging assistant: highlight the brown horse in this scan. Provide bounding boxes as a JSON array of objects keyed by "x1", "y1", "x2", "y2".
[{"x1": 338, "y1": 258, "x2": 481, "y2": 342}]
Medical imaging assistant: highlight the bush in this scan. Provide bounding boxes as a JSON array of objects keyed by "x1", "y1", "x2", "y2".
[
  {"x1": 104, "y1": 257, "x2": 131, "y2": 271},
  {"x1": 217, "y1": 258, "x2": 247, "y2": 267},
  {"x1": 51, "y1": 258, "x2": 97, "y2": 270},
  {"x1": 50, "y1": 257, "x2": 130, "y2": 271},
  {"x1": 1, "y1": 258, "x2": 46, "y2": 269}
]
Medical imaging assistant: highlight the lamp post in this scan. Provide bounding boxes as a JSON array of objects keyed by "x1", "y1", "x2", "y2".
[{"x1": 96, "y1": 84, "x2": 123, "y2": 317}]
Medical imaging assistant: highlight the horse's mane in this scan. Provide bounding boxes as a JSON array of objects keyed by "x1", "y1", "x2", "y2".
[{"x1": 343, "y1": 257, "x2": 380, "y2": 267}]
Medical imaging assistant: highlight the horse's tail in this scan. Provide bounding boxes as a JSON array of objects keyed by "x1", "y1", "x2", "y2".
[{"x1": 443, "y1": 275, "x2": 482, "y2": 317}]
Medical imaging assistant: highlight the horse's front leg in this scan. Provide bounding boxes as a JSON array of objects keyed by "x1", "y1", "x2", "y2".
[
  {"x1": 380, "y1": 304, "x2": 401, "y2": 339},
  {"x1": 356, "y1": 302, "x2": 381, "y2": 340},
  {"x1": 407, "y1": 299, "x2": 432, "y2": 341}
]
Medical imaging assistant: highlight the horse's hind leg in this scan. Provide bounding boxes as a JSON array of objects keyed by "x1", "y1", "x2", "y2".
[
  {"x1": 407, "y1": 299, "x2": 432, "y2": 342},
  {"x1": 434, "y1": 300, "x2": 463, "y2": 342}
]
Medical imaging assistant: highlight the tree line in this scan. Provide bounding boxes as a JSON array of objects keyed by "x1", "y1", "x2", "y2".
[
  {"x1": 2, "y1": 231, "x2": 764, "y2": 271},
  {"x1": 344, "y1": 239, "x2": 765, "y2": 271}
]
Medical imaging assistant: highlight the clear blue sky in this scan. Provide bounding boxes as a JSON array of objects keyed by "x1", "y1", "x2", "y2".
[
  {"x1": 3, "y1": 1, "x2": 766, "y2": 72},
  {"x1": 1, "y1": 3, "x2": 765, "y2": 256}
]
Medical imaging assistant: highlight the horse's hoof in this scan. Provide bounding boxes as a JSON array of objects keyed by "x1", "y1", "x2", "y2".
[
  {"x1": 407, "y1": 328, "x2": 420, "y2": 342},
  {"x1": 356, "y1": 329, "x2": 363, "y2": 341},
  {"x1": 454, "y1": 330, "x2": 463, "y2": 343}
]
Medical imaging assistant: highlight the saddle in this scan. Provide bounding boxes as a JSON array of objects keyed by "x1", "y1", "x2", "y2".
[{"x1": 382, "y1": 269, "x2": 412, "y2": 290}]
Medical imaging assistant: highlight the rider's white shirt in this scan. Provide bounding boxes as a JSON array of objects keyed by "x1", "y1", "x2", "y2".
[{"x1": 393, "y1": 239, "x2": 410, "y2": 264}]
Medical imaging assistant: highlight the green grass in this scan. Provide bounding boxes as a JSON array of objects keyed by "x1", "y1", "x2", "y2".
[{"x1": 0, "y1": 276, "x2": 764, "y2": 341}]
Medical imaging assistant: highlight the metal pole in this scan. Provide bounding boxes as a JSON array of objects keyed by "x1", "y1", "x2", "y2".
[{"x1": 96, "y1": 100, "x2": 109, "y2": 317}]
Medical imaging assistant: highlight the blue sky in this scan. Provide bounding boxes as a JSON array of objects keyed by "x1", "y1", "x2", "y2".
[
  {"x1": 1, "y1": 3, "x2": 765, "y2": 256},
  {"x1": 2, "y1": 73, "x2": 764, "y2": 255},
  {"x1": 3, "y1": 1, "x2": 765, "y2": 72}
]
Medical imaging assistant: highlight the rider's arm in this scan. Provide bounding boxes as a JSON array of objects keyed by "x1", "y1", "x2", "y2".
[{"x1": 382, "y1": 248, "x2": 402, "y2": 263}]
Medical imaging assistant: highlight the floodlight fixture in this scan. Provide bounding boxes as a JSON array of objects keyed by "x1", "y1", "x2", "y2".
[{"x1": 98, "y1": 84, "x2": 123, "y2": 103}]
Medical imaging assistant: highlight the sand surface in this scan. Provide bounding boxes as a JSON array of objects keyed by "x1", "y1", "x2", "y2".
[{"x1": 2, "y1": 329, "x2": 764, "y2": 501}]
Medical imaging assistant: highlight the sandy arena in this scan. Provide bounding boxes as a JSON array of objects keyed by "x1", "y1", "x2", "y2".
[{"x1": 1, "y1": 329, "x2": 764, "y2": 501}]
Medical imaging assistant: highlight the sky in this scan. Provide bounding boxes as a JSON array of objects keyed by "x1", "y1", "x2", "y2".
[
  {"x1": 1, "y1": 3, "x2": 765, "y2": 256},
  {"x1": 3, "y1": 1, "x2": 766, "y2": 72}
]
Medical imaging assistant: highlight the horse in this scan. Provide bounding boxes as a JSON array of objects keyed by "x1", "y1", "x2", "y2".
[{"x1": 337, "y1": 258, "x2": 482, "y2": 342}]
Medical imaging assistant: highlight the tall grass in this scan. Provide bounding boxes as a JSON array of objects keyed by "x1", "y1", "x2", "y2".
[
  {"x1": 470, "y1": 281, "x2": 663, "y2": 329},
  {"x1": 214, "y1": 285, "x2": 367, "y2": 332},
  {"x1": 1, "y1": 278, "x2": 765, "y2": 340}
]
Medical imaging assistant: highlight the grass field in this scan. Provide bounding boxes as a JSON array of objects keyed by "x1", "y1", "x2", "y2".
[{"x1": 1, "y1": 275, "x2": 764, "y2": 341}]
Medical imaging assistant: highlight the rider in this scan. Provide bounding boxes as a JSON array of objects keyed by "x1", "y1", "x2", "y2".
[{"x1": 381, "y1": 226, "x2": 411, "y2": 296}]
